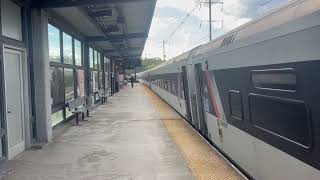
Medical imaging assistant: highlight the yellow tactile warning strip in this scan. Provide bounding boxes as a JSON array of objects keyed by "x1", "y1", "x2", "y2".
[{"x1": 143, "y1": 86, "x2": 244, "y2": 180}]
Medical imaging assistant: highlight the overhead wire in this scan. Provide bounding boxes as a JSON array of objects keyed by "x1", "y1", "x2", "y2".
[
  {"x1": 192, "y1": 34, "x2": 208, "y2": 45},
  {"x1": 222, "y1": 0, "x2": 276, "y2": 29},
  {"x1": 193, "y1": 0, "x2": 277, "y2": 43},
  {"x1": 166, "y1": 0, "x2": 202, "y2": 41},
  {"x1": 163, "y1": 0, "x2": 284, "y2": 58}
]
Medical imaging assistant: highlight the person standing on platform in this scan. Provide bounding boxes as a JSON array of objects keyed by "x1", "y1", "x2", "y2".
[{"x1": 130, "y1": 76, "x2": 135, "y2": 88}]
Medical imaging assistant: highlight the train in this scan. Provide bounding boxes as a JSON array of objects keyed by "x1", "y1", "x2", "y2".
[{"x1": 137, "y1": 0, "x2": 320, "y2": 179}]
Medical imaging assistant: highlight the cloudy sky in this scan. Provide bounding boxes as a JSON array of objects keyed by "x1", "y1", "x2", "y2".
[{"x1": 143, "y1": 0, "x2": 292, "y2": 60}]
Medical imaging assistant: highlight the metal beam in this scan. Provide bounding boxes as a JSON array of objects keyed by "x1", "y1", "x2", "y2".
[
  {"x1": 123, "y1": 54, "x2": 141, "y2": 57},
  {"x1": 123, "y1": 54, "x2": 141, "y2": 58},
  {"x1": 104, "y1": 49, "x2": 117, "y2": 53},
  {"x1": 110, "y1": 39, "x2": 124, "y2": 43},
  {"x1": 104, "y1": 25, "x2": 120, "y2": 33},
  {"x1": 89, "y1": 10, "x2": 112, "y2": 17},
  {"x1": 103, "y1": 47, "x2": 142, "y2": 53},
  {"x1": 38, "y1": 0, "x2": 150, "y2": 8},
  {"x1": 86, "y1": 32, "x2": 147, "y2": 42}
]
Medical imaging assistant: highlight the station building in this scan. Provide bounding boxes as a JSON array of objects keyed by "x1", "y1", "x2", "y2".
[{"x1": 0, "y1": 0, "x2": 156, "y2": 160}]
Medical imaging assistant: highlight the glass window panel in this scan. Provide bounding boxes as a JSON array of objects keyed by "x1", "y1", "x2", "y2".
[
  {"x1": 64, "y1": 68, "x2": 74, "y2": 101},
  {"x1": 99, "y1": 71, "x2": 103, "y2": 89},
  {"x1": 63, "y1": 33, "x2": 73, "y2": 64},
  {"x1": 93, "y1": 50, "x2": 97, "y2": 69},
  {"x1": 252, "y1": 69, "x2": 296, "y2": 91},
  {"x1": 65, "y1": 108, "x2": 73, "y2": 119},
  {"x1": 95, "y1": 71, "x2": 99, "y2": 91},
  {"x1": 0, "y1": 138, "x2": 3, "y2": 158},
  {"x1": 105, "y1": 72, "x2": 110, "y2": 90},
  {"x1": 97, "y1": 52, "x2": 100, "y2": 69},
  {"x1": 52, "y1": 110, "x2": 64, "y2": 127},
  {"x1": 76, "y1": 69, "x2": 85, "y2": 97},
  {"x1": 95, "y1": 94, "x2": 99, "y2": 101},
  {"x1": 89, "y1": 48, "x2": 94, "y2": 68},
  {"x1": 74, "y1": 39, "x2": 82, "y2": 66},
  {"x1": 90, "y1": 72, "x2": 94, "y2": 93},
  {"x1": 105, "y1": 59, "x2": 110, "y2": 72},
  {"x1": 249, "y1": 94, "x2": 311, "y2": 147},
  {"x1": 229, "y1": 90, "x2": 243, "y2": 120},
  {"x1": 1, "y1": 0, "x2": 22, "y2": 41},
  {"x1": 48, "y1": 24, "x2": 61, "y2": 63},
  {"x1": 91, "y1": 71, "x2": 99, "y2": 92},
  {"x1": 50, "y1": 67, "x2": 64, "y2": 107}
]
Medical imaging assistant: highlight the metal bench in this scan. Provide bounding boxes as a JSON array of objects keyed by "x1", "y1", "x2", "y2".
[
  {"x1": 85, "y1": 94, "x2": 95, "y2": 117},
  {"x1": 66, "y1": 96, "x2": 87, "y2": 125},
  {"x1": 66, "y1": 94, "x2": 95, "y2": 125},
  {"x1": 98, "y1": 89, "x2": 107, "y2": 104}
]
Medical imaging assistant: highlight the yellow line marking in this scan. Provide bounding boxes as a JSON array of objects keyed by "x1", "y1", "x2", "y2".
[{"x1": 143, "y1": 86, "x2": 244, "y2": 180}]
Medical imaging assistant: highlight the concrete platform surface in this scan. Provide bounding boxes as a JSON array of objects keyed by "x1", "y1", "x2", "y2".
[
  {"x1": 144, "y1": 86, "x2": 244, "y2": 180},
  {"x1": 0, "y1": 84, "x2": 194, "y2": 180}
]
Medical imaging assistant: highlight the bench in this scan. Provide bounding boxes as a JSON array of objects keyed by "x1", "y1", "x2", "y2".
[
  {"x1": 66, "y1": 94, "x2": 95, "y2": 125},
  {"x1": 66, "y1": 96, "x2": 87, "y2": 125},
  {"x1": 98, "y1": 89, "x2": 107, "y2": 104},
  {"x1": 85, "y1": 94, "x2": 95, "y2": 117}
]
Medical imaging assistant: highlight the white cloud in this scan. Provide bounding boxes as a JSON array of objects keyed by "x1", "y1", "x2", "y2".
[{"x1": 144, "y1": 0, "x2": 288, "y2": 60}]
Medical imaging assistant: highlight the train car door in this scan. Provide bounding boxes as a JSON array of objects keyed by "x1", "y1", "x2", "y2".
[
  {"x1": 188, "y1": 63, "x2": 200, "y2": 130},
  {"x1": 182, "y1": 66, "x2": 192, "y2": 123},
  {"x1": 194, "y1": 63, "x2": 207, "y2": 136}
]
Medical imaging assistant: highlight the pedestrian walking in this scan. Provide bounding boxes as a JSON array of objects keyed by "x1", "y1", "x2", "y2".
[{"x1": 130, "y1": 76, "x2": 135, "y2": 88}]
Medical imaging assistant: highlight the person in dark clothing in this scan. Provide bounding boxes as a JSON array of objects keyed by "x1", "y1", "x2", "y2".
[{"x1": 130, "y1": 76, "x2": 135, "y2": 88}]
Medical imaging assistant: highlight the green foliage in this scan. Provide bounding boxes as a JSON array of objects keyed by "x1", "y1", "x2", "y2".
[
  {"x1": 140, "y1": 57, "x2": 164, "y2": 72},
  {"x1": 125, "y1": 57, "x2": 164, "y2": 74}
]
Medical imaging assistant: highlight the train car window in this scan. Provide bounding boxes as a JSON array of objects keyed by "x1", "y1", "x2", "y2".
[
  {"x1": 180, "y1": 78, "x2": 185, "y2": 99},
  {"x1": 228, "y1": 90, "x2": 243, "y2": 120},
  {"x1": 171, "y1": 80, "x2": 177, "y2": 95},
  {"x1": 249, "y1": 94, "x2": 312, "y2": 148},
  {"x1": 252, "y1": 68, "x2": 296, "y2": 91},
  {"x1": 164, "y1": 80, "x2": 168, "y2": 91}
]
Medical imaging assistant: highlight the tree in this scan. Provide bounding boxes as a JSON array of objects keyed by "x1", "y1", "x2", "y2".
[
  {"x1": 126, "y1": 57, "x2": 165, "y2": 75},
  {"x1": 139, "y1": 57, "x2": 164, "y2": 72}
]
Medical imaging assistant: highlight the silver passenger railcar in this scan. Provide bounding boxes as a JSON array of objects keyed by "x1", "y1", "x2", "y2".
[{"x1": 138, "y1": 0, "x2": 320, "y2": 179}]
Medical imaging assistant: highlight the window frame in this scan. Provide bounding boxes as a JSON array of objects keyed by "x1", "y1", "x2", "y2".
[
  {"x1": 48, "y1": 24, "x2": 61, "y2": 63},
  {"x1": 251, "y1": 68, "x2": 296, "y2": 92},
  {"x1": 74, "y1": 38, "x2": 83, "y2": 67},
  {"x1": 48, "y1": 22, "x2": 87, "y2": 127},
  {"x1": 62, "y1": 32, "x2": 73, "y2": 65}
]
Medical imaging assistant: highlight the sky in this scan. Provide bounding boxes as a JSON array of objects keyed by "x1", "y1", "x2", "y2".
[{"x1": 143, "y1": 0, "x2": 292, "y2": 60}]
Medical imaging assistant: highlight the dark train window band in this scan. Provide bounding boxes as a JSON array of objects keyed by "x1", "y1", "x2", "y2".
[
  {"x1": 228, "y1": 90, "x2": 243, "y2": 120},
  {"x1": 248, "y1": 93, "x2": 312, "y2": 148},
  {"x1": 251, "y1": 68, "x2": 296, "y2": 91},
  {"x1": 141, "y1": 59, "x2": 320, "y2": 172},
  {"x1": 150, "y1": 73, "x2": 179, "y2": 96},
  {"x1": 212, "y1": 60, "x2": 320, "y2": 171}
]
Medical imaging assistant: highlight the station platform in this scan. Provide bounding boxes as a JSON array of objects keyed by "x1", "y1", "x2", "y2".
[{"x1": 0, "y1": 84, "x2": 244, "y2": 180}]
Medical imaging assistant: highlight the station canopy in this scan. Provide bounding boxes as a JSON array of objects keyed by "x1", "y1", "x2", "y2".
[{"x1": 34, "y1": 0, "x2": 157, "y2": 68}]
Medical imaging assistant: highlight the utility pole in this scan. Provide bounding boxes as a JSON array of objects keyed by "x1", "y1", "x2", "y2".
[
  {"x1": 162, "y1": 40, "x2": 168, "y2": 61},
  {"x1": 209, "y1": 0, "x2": 212, "y2": 41},
  {"x1": 202, "y1": 1, "x2": 223, "y2": 41}
]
